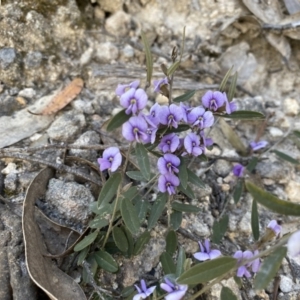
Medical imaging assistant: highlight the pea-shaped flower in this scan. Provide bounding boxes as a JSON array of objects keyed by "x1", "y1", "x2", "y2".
[{"x1": 97, "y1": 147, "x2": 122, "y2": 172}]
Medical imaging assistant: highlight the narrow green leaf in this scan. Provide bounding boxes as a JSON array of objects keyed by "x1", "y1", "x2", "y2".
[
  {"x1": 170, "y1": 210, "x2": 182, "y2": 230},
  {"x1": 178, "y1": 157, "x2": 188, "y2": 189},
  {"x1": 233, "y1": 180, "x2": 243, "y2": 204},
  {"x1": 112, "y1": 227, "x2": 129, "y2": 252},
  {"x1": 107, "y1": 109, "x2": 131, "y2": 132},
  {"x1": 212, "y1": 215, "x2": 229, "y2": 244},
  {"x1": 221, "y1": 287, "x2": 238, "y2": 300},
  {"x1": 126, "y1": 171, "x2": 146, "y2": 181},
  {"x1": 133, "y1": 231, "x2": 151, "y2": 256},
  {"x1": 121, "y1": 286, "x2": 136, "y2": 298},
  {"x1": 135, "y1": 143, "x2": 151, "y2": 181},
  {"x1": 218, "y1": 111, "x2": 265, "y2": 120},
  {"x1": 74, "y1": 231, "x2": 98, "y2": 252},
  {"x1": 157, "y1": 124, "x2": 190, "y2": 135},
  {"x1": 82, "y1": 255, "x2": 97, "y2": 283},
  {"x1": 272, "y1": 150, "x2": 299, "y2": 164},
  {"x1": 135, "y1": 199, "x2": 149, "y2": 222},
  {"x1": 233, "y1": 276, "x2": 242, "y2": 287},
  {"x1": 293, "y1": 130, "x2": 300, "y2": 139},
  {"x1": 219, "y1": 66, "x2": 233, "y2": 91},
  {"x1": 175, "y1": 246, "x2": 186, "y2": 277},
  {"x1": 171, "y1": 201, "x2": 200, "y2": 213},
  {"x1": 123, "y1": 186, "x2": 139, "y2": 202},
  {"x1": 251, "y1": 200, "x2": 260, "y2": 241},
  {"x1": 141, "y1": 31, "x2": 153, "y2": 85},
  {"x1": 167, "y1": 61, "x2": 180, "y2": 76},
  {"x1": 247, "y1": 157, "x2": 258, "y2": 172},
  {"x1": 148, "y1": 193, "x2": 168, "y2": 230},
  {"x1": 173, "y1": 90, "x2": 196, "y2": 103},
  {"x1": 227, "y1": 72, "x2": 238, "y2": 102},
  {"x1": 121, "y1": 198, "x2": 140, "y2": 234},
  {"x1": 166, "y1": 230, "x2": 177, "y2": 255},
  {"x1": 94, "y1": 250, "x2": 118, "y2": 273},
  {"x1": 246, "y1": 181, "x2": 300, "y2": 216},
  {"x1": 160, "y1": 252, "x2": 176, "y2": 274},
  {"x1": 187, "y1": 168, "x2": 205, "y2": 188},
  {"x1": 122, "y1": 226, "x2": 134, "y2": 257},
  {"x1": 254, "y1": 247, "x2": 287, "y2": 290},
  {"x1": 89, "y1": 202, "x2": 112, "y2": 215},
  {"x1": 177, "y1": 257, "x2": 236, "y2": 285},
  {"x1": 77, "y1": 246, "x2": 90, "y2": 266},
  {"x1": 89, "y1": 217, "x2": 109, "y2": 229},
  {"x1": 97, "y1": 172, "x2": 122, "y2": 208},
  {"x1": 178, "y1": 183, "x2": 195, "y2": 199}
]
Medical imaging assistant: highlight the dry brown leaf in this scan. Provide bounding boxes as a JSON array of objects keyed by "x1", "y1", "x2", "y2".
[
  {"x1": 23, "y1": 167, "x2": 86, "y2": 300},
  {"x1": 39, "y1": 78, "x2": 84, "y2": 115}
]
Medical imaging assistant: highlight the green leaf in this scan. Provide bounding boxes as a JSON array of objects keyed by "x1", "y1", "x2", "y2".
[
  {"x1": 122, "y1": 226, "x2": 134, "y2": 257},
  {"x1": 89, "y1": 202, "x2": 112, "y2": 215},
  {"x1": 123, "y1": 186, "x2": 139, "y2": 201},
  {"x1": 171, "y1": 201, "x2": 200, "y2": 213},
  {"x1": 74, "y1": 231, "x2": 98, "y2": 252},
  {"x1": 227, "y1": 72, "x2": 238, "y2": 102},
  {"x1": 77, "y1": 246, "x2": 90, "y2": 266},
  {"x1": 173, "y1": 90, "x2": 196, "y2": 103},
  {"x1": 121, "y1": 286, "x2": 136, "y2": 298},
  {"x1": 221, "y1": 287, "x2": 238, "y2": 300},
  {"x1": 178, "y1": 183, "x2": 195, "y2": 199},
  {"x1": 126, "y1": 171, "x2": 146, "y2": 181},
  {"x1": 166, "y1": 230, "x2": 177, "y2": 256},
  {"x1": 293, "y1": 130, "x2": 300, "y2": 139},
  {"x1": 247, "y1": 157, "x2": 258, "y2": 172},
  {"x1": 251, "y1": 200, "x2": 260, "y2": 241},
  {"x1": 246, "y1": 181, "x2": 300, "y2": 216},
  {"x1": 94, "y1": 250, "x2": 118, "y2": 273},
  {"x1": 112, "y1": 227, "x2": 128, "y2": 252},
  {"x1": 170, "y1": 210, "x2": 182, "y2": 230},
  {"x1": 89, "y1": 217, "x2": 109, "y2": 229},
  {"x1": 219, "y1": 67, "x2": 233, "y2": 91},
  {"x1": 187, "y1": 168, "x2": 205, "y2": 188},
  {"x1": 120, "y1": 198, "x2": 140, "y2": 234},
  {"x1": 167, "y1": 60, "x2": 180, "y2": 77},
  {"x1": 160, "y1": 252, "x2": 176, "y2": 274},
  {"x1": 272, "y1": 150, "x2": 299, "y2": 164},
  {"x1": 97, "y1": 172, "x2": 122, "y2": 208},
  {"x1": 175, "y1": 246, "x2": 186, "y2": 277},
  {"x1": 212, "y1": 215, "x2": 229, "y2": 244},
  {"x1": 177, "y1": 257, "x2": 236, "y2": 285},
  {"x1": 133, "y1": 231, "x2": 151, "y2": 256},
  {"x1": 178, "y1": 157, "x2": 188, "y2": 189},
  {"x1": 135, "y1": 143, "x2": 151, "y2": 181},
  {"x1": 141, "y1": 31, "x2": 153, "y2": 85},
  {"x1": 157, "y1": 124, "x2": 190, "y2": 135},
  {"x1": 217, "y1": 111, "x2": 265, "y2": 120},
  {"x1": 106, "y1": 109, "x2": 131, "y2": 132},
  {"x1": 254, "y1": 246, "x2": 287, "y2": 290},
  {"x1": 135, "y1": 198, "x2": 149, "y2": 222},
  {"x1": 82, "y1": 255, "x2": 97, "y2": 283},
  {"x1": 148, "y1": 193, "x2": 167, "y2": 230},
  {"x1": 233, "y1": 179, "x2": 243, "y2": 204}
]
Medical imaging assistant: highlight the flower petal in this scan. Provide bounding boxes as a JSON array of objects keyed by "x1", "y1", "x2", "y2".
[{"x1": 193, "y1": 252, "x2": 210, "y2": 261}]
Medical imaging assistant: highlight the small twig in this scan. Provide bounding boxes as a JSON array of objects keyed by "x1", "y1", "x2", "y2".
[{"x1": 0, "y1": 153, "x2": 101, "y2": 186}]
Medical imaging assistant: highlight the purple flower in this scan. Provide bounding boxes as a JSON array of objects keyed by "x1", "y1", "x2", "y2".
[
  {"x1": 153, "y1": 77, "x2": 168, "y2": 93},
  {"x1": 202, "y1": 90, "x2": 225, "y2": 111},
  {"x1": 193, "y1": 239, "x2": 221, "y2": 261},
  {"x1": 145, "y1": 103, "x2": 161, "y2": 126},
  {"x1": 287, "y1": 230, "x2": 300, "y2": 257},
  {"x1": 180, "y1": 102, "x2": 192, "y2": 123},
  {"x1": 158, "y1": 133, "x2": 180, "y2": 153},
  {"x1": 157, "y1": 154, "x2": 180, "y2": 175},
  {"x1": 97, "y1": 147, "x2": 122, "y2": 172},
  {"x1": 133, "y1": 279, "x2": 156, "y2": 300},
  {"x1": 144, "y1": 125, "x2": 158, "y2": 144},
  {"x1": 158, "y1": 173, "x2": 180, "y2": 195},
  {"x1": 267, "y1": 220, "x2": 282, "y2": 237},
  {"x1": 122, "y1": 116, "x2": 148, "y2": 143},
  {"x1": 252, "y1": 250, "x2": 261, "y2": 273},
  {"x1": 232, "y1": 164, "x2": 245, "y2": 177},
  {"x1": 160, "y1": 278, "x2": 188, "y2": 300},
  {"x1": 159, "y1": 104, "x2": 183, "y2": 128},
  {"x1": 120, "y1": 88, "x2": 148, "y2": 115},
  {"x1": 184, "y1": 133, "x2": 203, "y2": 156},
  {"x1": 199, "y1": 130, "x2": 213, "y2": 148},
  {"x1": 250, "y1": 140, "x2": 268, "y2": 151},
  {"x1": 187, "y1": 106, "x2": 214, "y2": 129},
  {"x1": 115, "y1": 80, "x2": 140, "y2": 96},
  {"x1": 224, "y1": 92, "x2": 237, "y2": 114},
  {"x1": 233, "y1": 250, "x2": 253, "y2": 278}
]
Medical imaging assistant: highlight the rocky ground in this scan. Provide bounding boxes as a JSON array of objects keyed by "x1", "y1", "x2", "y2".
[{"x1": 1, "y1": 0, "x2": 300, "y2": 299}]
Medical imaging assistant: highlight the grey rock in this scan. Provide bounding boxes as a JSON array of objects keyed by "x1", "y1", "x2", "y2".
[
  {"x1": 18, "y1": 88, "x2": 36, "y2": 98},
  {"x1": 95, "y1": 42, "x2": 119, "y2": 63},
  {"x1": 96, "y1": 0, "x2": 123, "y2": 13},
  {"x1": 45, "y1": 178, "x2": 94, "y2": 225},
  {"x1": 122, "y1": 44, "x2": 135, "y2": 58},
  {"x1": 279, "y1": 275, "x2": 297, "y2": 293},
  {"x1": 256, "y1": 161, "x2": 290, "y2": 181},
  {"x1": 212, "y1": 159, "x2": 232, "y2": 177},
  {"x1": 105, "y1": 11, "x2": 131, "y2": 37},
  {"x1": 24, "y1": 51, "x2": 43, "y2": 69},
  {"x1": 0, "y1": 48, "x2": 17, "y2": 69},
  {"x1": 72, "y1": 99, "x2": 95, "y2": 114},
  {"x1": 47, "y1": 111, "x2": 86, "y2": 141},
  {"x1": 69, "y1": 130, "x2": 100, "y2": 161}
]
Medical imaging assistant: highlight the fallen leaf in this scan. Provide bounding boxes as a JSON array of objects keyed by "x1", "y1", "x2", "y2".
[{"x1": 23, "y1": 167, "x2": 86, "y2": 300}]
